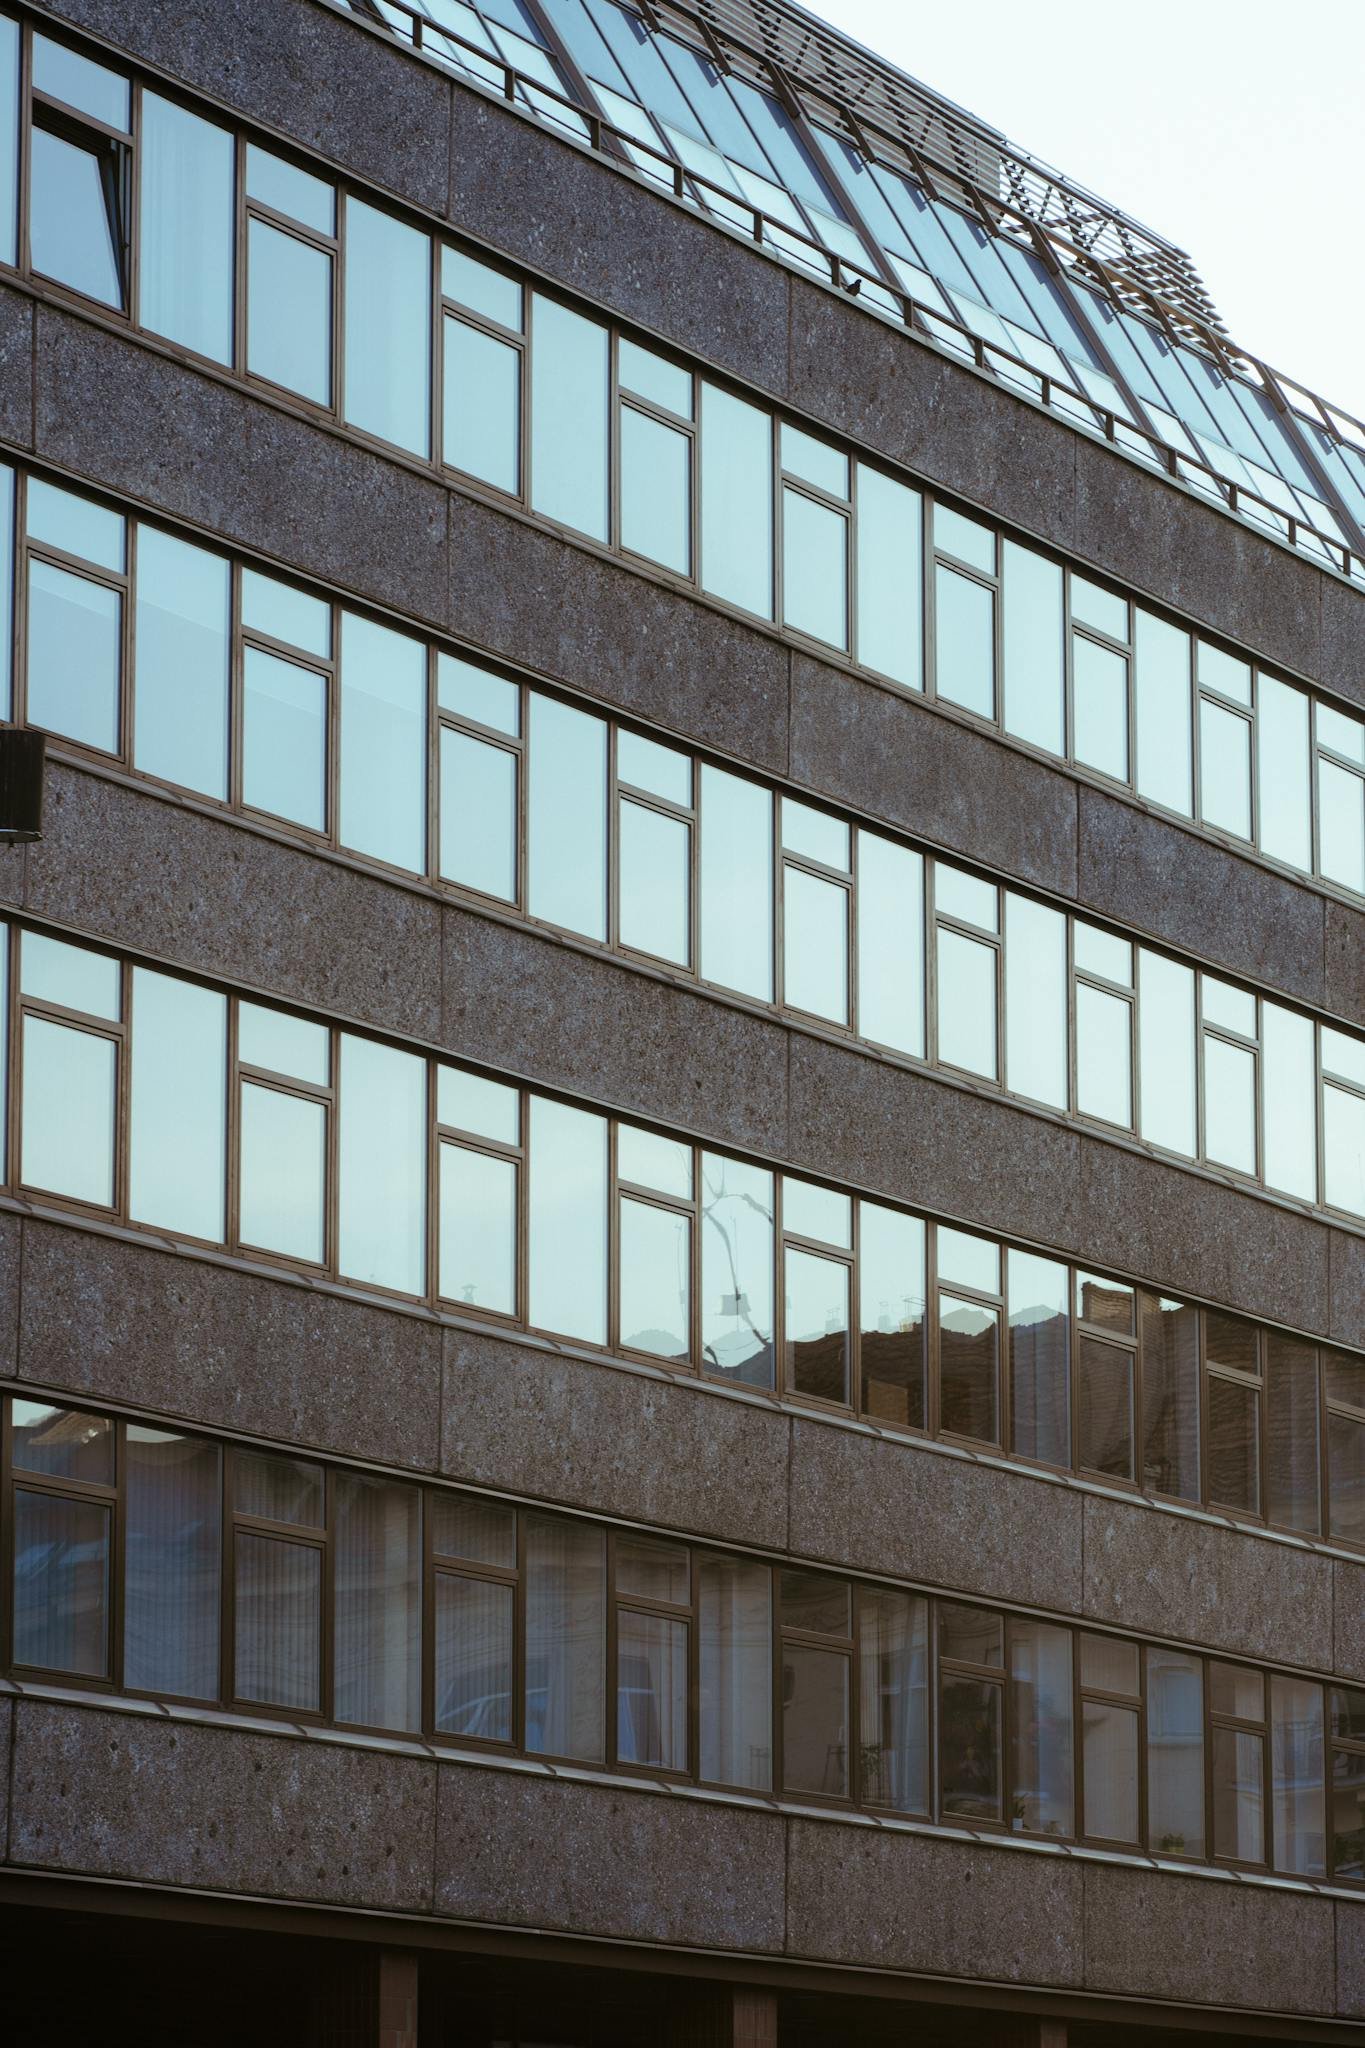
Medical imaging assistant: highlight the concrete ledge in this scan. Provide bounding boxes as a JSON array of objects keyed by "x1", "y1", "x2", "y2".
[
  {"x1": 1081, "y1": 1862, "x2": 1336, "y2": 2014},
  {"x1": 15, "y1": 1217, "x2": 444, "y2": 1472},
  {"x1": 7, "y1": 1699, "x2": 438, "y2": 1912},
  {"x1": 1082, "y1": 1494, "x2": 1335, "y2": 1671}
]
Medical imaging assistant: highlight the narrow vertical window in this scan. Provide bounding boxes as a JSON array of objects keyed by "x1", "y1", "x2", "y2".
[
  {"x1": 525, "y1": 1513, "x2": 605, "y2": 1762},
  {"x1": 614, "y1": 1534, "x2": 690, "y2": 1774},
  {"x1": 1007, "y1": 1249, "x2": 1069, "y2": 1469},
  {"x1": 938, "y1": 1603, "x2": 1004, "y2": 1821},
  {"x1": 1316, "y1": 702, "x2": 1365, "y2": 894},
  {"x1": 1201, "y1": 978, "x2": 1258, "y2": 1178},
  {"x1": 617, "y1": 1122, "x2": 693, "y2": 1362},
  {"x1": 933, "y1": 864, "x2": 998, "y2": 1081},
  {"x1": 700, "y1": 1152, "x2": 774, "y2": 1388},
  {"x1": 781, "y1": 1568, "x2": 853, "y2": 1800},
  {"x1": 855, "y1": 831, "x2": 923, "y2": 1058},
  {"x1": 527, "y1": 693, "x2": 608, "y2": 941},
  {"x1": 10, "y1": 1399, "x2": 114, "y2": 1677},
  {"x1": 618, "y1": 339, "x2": 693, "y2": 576},
  {"x1": 1325, "y1": 1350, "x2": 1365, "y2": 1547},
  {"x1": 134, "y1": 526, "x2": 230, "y2": 800},
  {"x1": 1271, "y1": 1676, "x2": 1325, "y2": 1877},
  {"x1": 232, "y1": 1450, "x2": 324, "y2": 1713},
  {"x1": 339, "y1": 612, "x2": 426, "y2": 875},
  {"x1": 781, "y1": 1176, "x2": 852, "y2": 1407},
  {"x1": 442, "y1": 247, "x2": 523, "y2": 494},
  {"x1": 855, "y1": 465, "x2": 921, "y2": 688},
  {"x1": 0, "y1": 14, "x2": 17, "y2": 267},
  {"x1": 1004, "y1": 893, "x2": 1067, "y2": 1109},
  {"x1": 617, "y1": 729, "x2": 692, "y2": 969},
  {"x1": 1330, "y1": 1687, "x2": 1365, "y2": 1880},
  {"x1": 1324, "y1": 1029, "x2": 1365, "y2": 1218},
  {"x1": 246, "y1": 145, "x2": 336, "y2": 405},
  {"x1": 30, "y1": 35, "x2": 129, "y2": 309},
  {"x1": 1075, "y1": 1272, "x2": 1136, "y2": 1481},
  {"x1": 780, "y1": 427, "x2": 849, "y2": 650},
  {"x1": 1139, "y1": 1294, "x2": 1200, "y2": 1501},
  {"x1": 437, "y1": 1066, "x2": 520, "y2": 1317},
  {"x1": 337, "y1": 1033, "x2": 425, "y2": 1297},
  {"x1": 700, "y1": 383, "x2": 772, "y2": 619},
  {"x1": 528, "y1": 1095, "x2": 608, "y2": 1344},
  {"x1": 1146, "y1": 1646, "x2": 1205, "y2": 1858},
  {"x1": 1073, "y1": 923, "x2": 1133, "y2": 1130},
  {"x1": 343, "y1": 197, "x2": 431, "y2": 456},
  {"x1": 1001, "y1": 541, "x2": 1063, "y2": 755},
  {"x1": 1080, "y1": 1634, "x2": 1140, "y2": 1844},
  {"x1": 1205, "y1": 1311, "x2": 1262, "y2": 1518},
  {"x1": 936, "y1": 1227, "x2": 1002, "y2": 1446},
  {"x1": 699, "y1": 764, "x2": 773, "y2": 1003},
  {"x1": 858, "y1": 1200, "x2": 926, "y2": 1430},
  {"x1": 1133, "y1": 610, "x2": 1192, "y2": 816},
  {"x1": 699, "y1": 1553, "x2": 771, "y2": 1791},
  {"x1": 438, "y1": 653, "x2": 520, "y2": 905},
  {"x1": 1137, "y1": 949, "x2": 1196, "y2": 1158},
  {"x1": 934, "y1": 505, "x2": 996, "y2": 719},
  {"x1": 333, "y1": 1472, "x2": 421, "y2": 1732},
  {"x1": 19, "y1": 931, "x2": 121, "y2": 1209},
  {"x1": 781, "y1": 797, "x2": 849, "y2": 1026},
  {"x1": 1264, "y1": 1334, "x2": 1321, "y2": 1537},
  {"x1": 1070, "y1": 576, "x2": 1130, "y2": 783},
  {"x1": 1262, "y1": 1001, "x2": 1317, "y2": 1202},
  {"x1": 859, "y1": 1587, "x2": 928, "y2": 1813},
  {"x1": 1197, "y1": 640, "x2": 1254, "y2": 842},
  {"x1": 1211, "y1": 1662, "x2": 1266, "y2": 1865},
  {"x1": 432, "y1": 1494, "x2": 517, "y2": 1744},
  {"x1": 129, "y1": 968, "x2": 226, "y2": 1244},
  {"x1": 25, "y1": 477, "x2": 125, "y2": 755},
  {"x1": 139, "y1": 94, "x2": 234, "y2": 363},
  {"x1": 530, "y1": 294, "x2": 608, "y2": 540},
  {"x1": 1009, "y1": 1619, "x2": 1073, "y2": 1837},
  {"x1": 124, "y1": 1426, "x2": 221, "y2": 1700},
  {"x1": 240, "y1": 568, "x2": 331, "y2": 834},
  {"x1": 1256, "y1": 673, "x2": 1311, "y2": 874},
  {"x1": 237, "y1": 1003, "x2": 331, "y2": 1267}
]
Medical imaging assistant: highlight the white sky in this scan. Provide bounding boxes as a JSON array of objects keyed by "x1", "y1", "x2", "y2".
[{"x1": 804, "y1": 0, "x2": 1365, "y2": 422}]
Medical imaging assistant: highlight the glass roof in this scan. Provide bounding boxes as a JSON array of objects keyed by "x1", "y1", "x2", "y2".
[{"x1": 356, "y1": 0, "x2": 1365, "y2": 577}]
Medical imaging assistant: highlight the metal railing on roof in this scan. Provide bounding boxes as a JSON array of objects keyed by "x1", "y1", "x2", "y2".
[{"x1": 339, "y1": 0, "x2": 1365, "y2": 581}]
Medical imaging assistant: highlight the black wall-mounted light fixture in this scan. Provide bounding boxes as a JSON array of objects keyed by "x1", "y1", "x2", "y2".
[{"x1": 0, "y1": 727, "x2": 46, "y2": 844}]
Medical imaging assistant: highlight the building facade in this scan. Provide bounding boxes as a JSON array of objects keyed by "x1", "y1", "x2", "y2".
[{"x1": 0, "y1": 0, "x2": 1362, "y2": 2041}]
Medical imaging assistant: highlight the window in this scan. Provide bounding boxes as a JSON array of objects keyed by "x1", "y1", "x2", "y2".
[
  {"x1": 432, "y1": 1494, "x2": 517, "y2": 1744},
  {"x1": 1069, "y1": 575, "x2": 1129, "y2": 782},
  {"x1": 1075, "y1": 1273, "x2": 1135, "y2": 1480},
  {"x1": 699, "y1": 1553, "x2": 772, "y2": 1791},
  {"x1": 699, "y1": 383, "x2": 772, "y2": 619},
  {"x1": 139, "y1": 93, "x2": 233, "y2": 362},
  {"x1": 617, "y1": 729, "x2": 693, "y2": 968},
  {"x1": 1004, "y1": 892, "x2": 1067, "y2": 1110},
  {"x1": 438, "y1": 1066, "x2": 520, "y2": 1317},
  {"x1": 1272, "y1": 1675, "x2": 1326, "y2": 1877},
  {"x1": 1146, "y1": 1645, "x2": 1205, "y2": 1858},
  {"x1": 614, "y1": 1533, "x2": 690, "y2": 1773},
  {"x1": 134, "y1": 525, "x2": 230, "y2": 799},
  {"x1": 859, "y1": 1585, "x2": 929, "y2": 1813},
  {"x1": 858, "y1": 1199, "x2": 926, "y2": 1430},
  {"x1": 231, "y1": 1449, "x2": 324, "y2": 1713},
  {"x1": 933, "y1": 506, "x2": 995, "y2": 718},
  {"x1": 1140, "y1": 1293, "x2": 1200, "y2": 1501},
  {"x1": 781, "y1": 797, "x2": 849, "y2": 1025},
  {"x1": 1265, "y1": 1332, "x2": 1321, "y2": 1538},
  {"x1": 855, "y1": 465, "x2": 921, "y2": 688},
  {"x1": 438, "y1": 653, "x2": 520, "y2": 904},
  {"x1": 124, "y1": 1425, "x2": 221, "y2": 1699},
  {"x1": 782, "y1": 1175, "x2": 852, "y2": 1406},
  {"x1": 246, "y1": 144, "x2": 336, "y2": 405},
  {"x1": 781, "y1": 425, "x2": 849, "y2": 649},
  {"x1": 1205, "y1": 1311, "x2": 1261, "y2": 1518},
  {"x1": 1001, "y1": 541, "x2": 1063, "y2": 753},
  {"x1": 334, "y1": 1471, "x2": 421, "y2": 1731},
  {"x1": 1326, "y1": 1350, "x2": 1365, "y2": 1547},
  {"x1": 442, "y1": 246, "x2": 523, "y2": 494},
  {"x1": 339, "y1": 612, "x2": 426, "y2": 875},
  {"x1": 530, "y1": 294, "x2": 608, "y2": 540},
  {"x1": 1009, "y1": 1619, "x2": 1073, "y2": 1837},
  {"x1": 19, "y1": 929, "x2": 120, "y2": 1209},
  {"x1": 616, "y1": 1121, "x2": 692, "y2": 1361},
  {"x1": 1317, "y1": 702, "x2": 1365, "y2": 894},
  {"x1": 1073, "y1": 923, "x2": 1133, "y2": 1129},
  {"x1": 1211, "y1": 1662, "x2": 1266, "y2": 1865},
  {"x1": 9, "y1": 1398, "x2": 114, "y2": 1677},
  {"x1": 240, "y1": 567, "x2": 330, "y2": 833},
  {"x1": 700, "y1": 1151, "x2": 774, "y2": 1388},
  {"x1": 781, "y1": 1566, "x2": 852, "y2": 1799},
  {"x1": 618, "y1": 339, "x2": 693, "y2": 576},
  {"x1": 1137, "y1": 949, "x2": 1196, "y2": 1159},
  {"x1": 933, "y1": 863, "x2": 998, "y2": 1081},
  {"x1": 129, "y1": 968, "x2": 226, "y2": 1244},
  {"x1": 337, "y1": 1033, "x2": 426, "y2": 1297},
  {"x1": 525, "y1": 1512, "x2": 605, "y2": 1762},
  {"x1": 938, "y1": 1603, "x2": 1003, "y2": 1822},
  {"x1": 1197, "y1": 640, "x2": 1254, "y2": 843},
  {"x1": 528, "y1": 693, "x2": 608, "y2": 941},
  {"x1": 24, "y1": 476, "x2": 125, "y2": 754},
  {"x1": 237, "y1": 1002, "x2": 331, "y2": 1266},
  {"x1": 855, "y1": 830, "x2": 924, "y2": 1058},
  {"x1": 1324, "y1": 1028, "x2": 1365, "y2": 1218},
  {"x1": 699, "y1": 764, "x2": 773, "y2": 1003},
  {"x1": 343, "y1": 196, "x2": 430, "y2": 456},
  {"x1": 936, "y1": 1227, "x2": 1002, "y2": 1446},
  {"x1": 528, "y1": 1095, "x2": 608, "y2": 1345},
  {"x1": 1007, "y1": 1248, "x2": 1069, "y2": 1468},
  {"x1": 1201, "y1": 977, "x2": 1258, "y2": 1178},
  {"x1": 29, "y1": 34, "x2": 129, "y2": 309},
  {"x1": 1080, "y1": 1634, "x2": 1139, "y2": 1845},
  {"x1": 1133, "y1": 609, "x2": 1192, "y2": 816}
]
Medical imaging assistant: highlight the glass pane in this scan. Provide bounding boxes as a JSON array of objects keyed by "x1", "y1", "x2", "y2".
[
  {"x1": 1138, "y1": 950, "x2": 1196, "y2": 1158},
  {"x1": 129, "y1": 969, "x2": 226, "y2": 1242},
  {"x1": 1320, "y1": 702, "x2": 1365, "y2": 764},
  {"x1": 1198, "y1": 642, "x2": 1251, "y2": 704},
  {"x1": 1134, "y1": 611, "x2": 1192, "y2": 815},
  {"x1": 1271, "y1": 1675, "x2": 1326, "y2": 1877},
  {"x1": 1140, "y1": 1295, "x2": 1200, "y2": 1500},
  {"x1": 1204, "y1": 978, "x2": 1256, "y2": 1037},
  {"x1": 1325, "y1": 1082, "x2": 1365, "y2": 1218},
  {"x1": 940, "y1": 1675, "x2": 1001, "y2": 1819},
  {"x1": 782, "y1": 488, "x2": 847, "y2": 649},
  {"x1": 123, "y1": 1428, "x2": 220, "y2": 1699},
  {"x1": 619, "y1": 1195, "x2": 690, "y2": 1360},
  {"x1": 783, "y1": 1643, "x2": 849, "y2": 1798},
  {"x1": 337, "y1": 1034, "x2": 426, "y2": 1296},
  {"x1": 440, "y1": 1144, "x2": 516, "y2": 1314},
  {"x1": 134, "y1": 527, "x2": 229, "y2": 799},
  {"x1": 1008, "y1": 1250, "x2": 1070, "y2": 1467},
  {"x1": 1083, "y1": 1699, "x2": 1138, "y2": 1842},
  {"x1": 858, "y1": 1200, "x2": 925, "y2": 1429},
  {"x1": 441, "y1": 245, "x2": 520, "y2": 327},
  {"x1": 1147, "y1": 1647, "x2": 1205, "y2": 1856},
  {"x1": 248, "y1": 218, "x2": 332, "y2": 404},
  {"x1": 855, "y1": 466, "x2": 920, "y2": 687},
  {"x1": 22, "y1": 931, "x2": 118, "y2": 1018},
  {"x1": 140, "y1": 94, "x2": 233, "y2": 363},
  {"x1": 1320, "y1": 759, "x2": 1365, "y2": 894},
  {"x1": 618, "y1": 1123, "x2": 691, "y2": 1199},
  {"x1": 618, "y1": 1609, "x2": 688, "y2": 1770},
  {"x1": 436, "y1": 1574, "x2": 513, "y2": 1740},
  {"x1": 1257, "y1": 675, "x2": 1311, "y2": 873},
  {"x1": 525, "y1": 1514, "x2": 605, "y2": 1761},
  {"x1": 618, "y1": 729, "x2": 690, "y2": 805},
  {"x1": 782, "y1": 1176, "x2": 850, "y2": 1249},
  {"x1": 935, "y1": 564, "x2": 994, "y2": 718},
  {"x1": 1072, "y1": 576, "x2": 1126, "y2": 640},
  {"x1": 436, "y1": 1067, "x2": 518, "y2": 1144},
  {"x1": 621, "y1": 407, "x2": 690, "y2": 575},
  {"x1": 1002, "y1": 542, "x2": 1063, "y2": 754},
  {"x1": 781, "y1": 796, "x2": 848, "y2": 870},
  {"x1": 1262, "y1": 1002, "x2": 1316, "y2": 1202},
  {"x1": 27, "y1": 477, "x2": 122, "y2": 572},
  {"x1": 443, "y1": 316, "x2": 520, "y2": 493},
  {"x1": 1010, "y1": 1622, "x2": 1073, "y2": 1836},
  {"x1": 1004, "y1": 894, "x2": 1066, "y2": 1108},
  {"x1": 1211, "y1": 1661, "x2": 1263, "y2": 1720},
  {"x1": 1074, "y1": 924, "x2": 1131, "y2": 986},
  {"x1": 12, "y1": 1400, "x2": 112, "y2": 1482},
  {"x1": 1200, "y1": 698, "x2": 1252, "y2": 840},
  {"x1": 22, "y1": 1016, "x2": 115, "y2": 1205},
  {"x1": 13, "y1": 1489, "x2": 109, "y2": 1675},
  {"x1": 0, "y1": 20, "x2": 14, "y2": 270},
  {"x1": 530, "y1": 294, "x2": 608, "y2": 539},
  {"x1": 937, "y1": 1227, "x2": 999, "y2": 1295},
  {"x1": 437, "y1": 652, "x2": 518, "y2": 733},
  {"x1": 241, "y1": 569, "x2": 330, "y2": 658},
  {"x1": 1081, "y1": 1633, "x2": 1139, "y2": 1694},
  {"x1": 440, "y1": 728, "x2": 517, "y2": 901},
  {"x1": 1076, "y1": 982, "x2": 1132, "y2": 1128},
  {"x1": 240, "y1": 1084, "x2": 325, "y2": 1263},
  {"x1": 699, "y1": 1554, "x2": 771, "y2": 1791},
  {"x1": 33, "y1": 34, "x2": 127, "y2": 124},
  {"x1": 935, "y1": 506, "x2": 992, "y2": 572},
  {"x1": 859, "y1": 1588, "x2": 928, "y2": 1812},
  {"x1": 334, "y1": 1472, "x2": 421, "y2": 1731},
  {"x1": 239, "y1": 1005, "x2": 328, "y2": 1086},
  {"x1": 339, "y1": 613, "x2": 426, "y2": 874},
  {"x1": 1328, "y1": 1411, "x2": 1365, "y2": 1547},
  {"x1": 343, "y1": 197, "x2": 430, "y2": 455},
  {"x1": 783, "y1": 865, "x2": 847, "y2": 1024},
  {"x1": 700, "y1": 1152, "x2": 774, "y2": 1387},
  {"x1": 784, "y1": 1245, "x2": 849, "y2": 1404},
  {"x1": 780, "y1": 425, "x2": 846, "y2": 496},
  {"x1": 1073, "y1": 637, "x2": 1128, "y2": 781},
  {"x1": 781, "y1": 1566, "x2": 850, "y2": 1638},
  {"x1": 243, "y1": 647, "x2": 326, "y2": 830},
  {"x1": 1326, "y1": 1350, "x2": 1365, "y2": 1410},
  {"x1": 936, "y1": 927, "x2": 996, "y2": 1079},
  {"x1": 0, "y1": 464, "x2": 12, "y2": 721},
  {"x1": 430, "y1": 1494, "x2": 516, "y2": 1566},
  {"x1": 1208, "y1": 1373, "x2": 1260, "y2": 1516},
  {"x1": 30, "y1": 127, "x2": 121, "y2": 306},
  {"x1": 528, "y1": 1095, "x2": 608, "y2": 1343},
  {"x1": 698, "y1": 759, "x2": 775, "y2": 1000},
  {"x1": 620, "y1": 799, "x2": 689, "y2": 966},
  {"x1": 1076, "y1": 1273, "x2": 1133, "y2": 1334},
  {"x1": 699, "y1": 383, "x2": 772, "y2": 618},
  {"x1": 528, "y1": 694, "x2": 607, "y2": 940},
  {"x1": 1204, "y1": 1034, "x2": 1257, "y2": 1176},
  {"x1": 236, "y1": 1449, "x2": 322, "y2": 1525},
  {"x1": 618, "y1": 338, "x2": 689, "y2": 414},
  {"x1": 234, "y1": 1532, "x2": 320, "y2": 1710},
  {"x1": 1265, "y1": 1333, "x2": 1321, "y2": 1536},
  {"x1": 1077, "y1": 1336, "x2": 1134, "y2": 1480},
  {"x1": 246, "y1": 143, "x2": 334, "y2": 234},
  {"x1": 939, "y1": 1295, "x2": 1000, "y2": 1444},
  {"x1": 856, "y1": 832, "x2": 923, "y2": 1057},
  {"x1": 27, "y1": 558, "x2": 119, "y2": 752}
]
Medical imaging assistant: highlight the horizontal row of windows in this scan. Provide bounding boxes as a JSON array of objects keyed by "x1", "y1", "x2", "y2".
[
  {"x1": 6, "y1": 1390, "x2": 1363, "y2": 1884},
  {"x1": 6, "y1": 18, "x2": 1365, "y2": 906},
  {"x1": 2, "y1": 920, "x2": 1361, "y2": 1547},
  {"x1": 9, "y1": 459, "x2": 1365, "y2": 1224}
]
